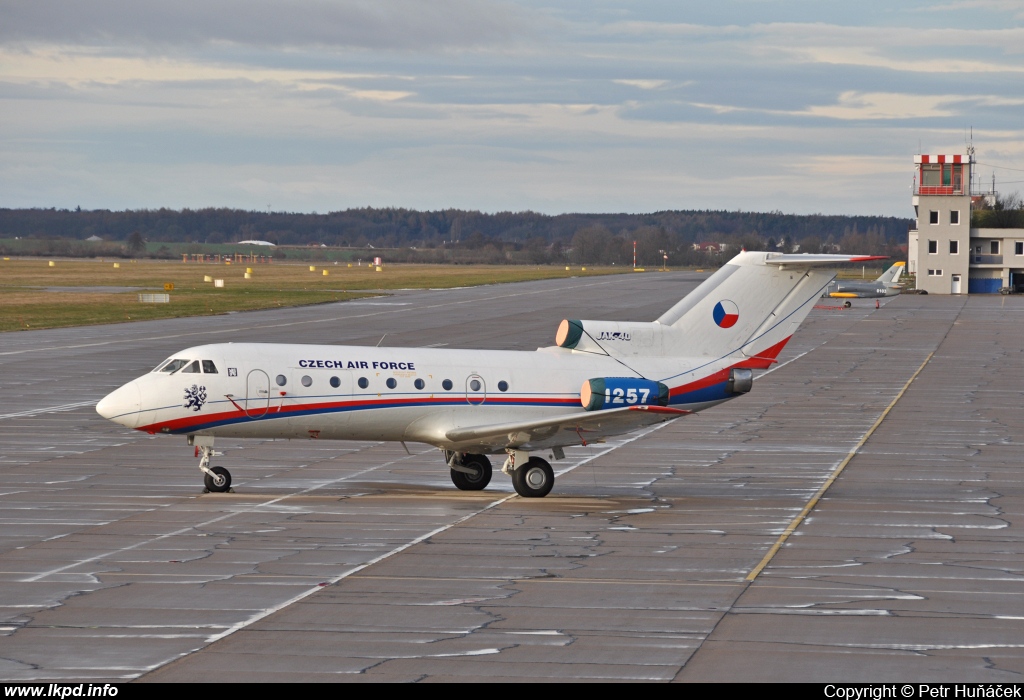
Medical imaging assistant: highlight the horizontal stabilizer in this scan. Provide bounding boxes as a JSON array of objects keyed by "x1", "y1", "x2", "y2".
[
  {"x1": 445, "y1": 405, "x2": 690, "y2": 452},
  {"x1": 763, "y1": 254, "x2": 888, "y2": 267}
]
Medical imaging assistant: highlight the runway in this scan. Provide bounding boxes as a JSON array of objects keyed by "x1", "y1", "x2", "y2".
[{"x1": 1, "y1": 273, "x2": 1023, "y2": 682}]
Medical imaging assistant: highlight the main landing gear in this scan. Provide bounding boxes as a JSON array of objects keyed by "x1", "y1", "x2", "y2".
[
  {"x1": 192, "y1": 438, "x2": 233, "y2": 493},
  {"x1": 508, "y1": 455, "x2": 554, "y2": 498},
  {"x1": 443, "y1": 449, "x2": 555, "y2": 497},
  {"x1": 445, "y1": 451, "x2": 492, "y2": 491}
]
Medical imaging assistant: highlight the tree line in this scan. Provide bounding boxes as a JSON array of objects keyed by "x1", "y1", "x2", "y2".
[{"x1": 0, "y1": 206, "x2": 911, "y2": 265}]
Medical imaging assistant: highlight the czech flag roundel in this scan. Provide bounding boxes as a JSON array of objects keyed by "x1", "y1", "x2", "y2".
[{"x1": 713, "y1": 300, "x2": 739, "y2": 328}]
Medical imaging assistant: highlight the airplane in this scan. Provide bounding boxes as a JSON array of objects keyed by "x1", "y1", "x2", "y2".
[
  {"x1": 96, "y1": 251, "x2": 885, "y2": 498},
  {"x1": 821, "y1": 261, "x2": 904, "y2": 301}
]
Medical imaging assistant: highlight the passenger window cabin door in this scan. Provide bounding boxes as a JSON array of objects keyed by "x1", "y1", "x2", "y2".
[{"x1": 465, "y1": 374, "x2": 487, "y2": 406}]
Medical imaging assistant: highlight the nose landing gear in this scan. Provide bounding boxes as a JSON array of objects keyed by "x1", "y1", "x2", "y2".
[
  {"x1": 196, "y1": 443, "x2": 233, "y2": 493},
  {"x1": 204, "y1": 465, "x2": 232, "y2": 493}
]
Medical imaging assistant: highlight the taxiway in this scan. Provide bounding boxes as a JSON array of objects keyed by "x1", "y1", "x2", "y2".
[{"x1": 1, "y1": 273, "x2": 1022, "y2": 682}]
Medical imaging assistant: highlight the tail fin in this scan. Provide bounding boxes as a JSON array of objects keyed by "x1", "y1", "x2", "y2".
[
  {"x1": 657, "y1": 252, "x2": 886, "y2": 363},
  {"x1": 875, "y1": 261, "x2": 905, "y2": 285}
]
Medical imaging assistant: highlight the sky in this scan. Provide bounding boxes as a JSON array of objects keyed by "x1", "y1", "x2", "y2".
[{"x1": 2, "y1": 0, "x2": 1023, "y2": 218}]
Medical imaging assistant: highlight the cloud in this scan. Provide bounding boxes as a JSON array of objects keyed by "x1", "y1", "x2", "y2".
[
  {"x1": 803, "y1": 91, "x2": 960, "y2": 120},
  {"x1": 2, "y1": 3, "x2": 1022, "y2": 217},
  {"x1": 599, "y1": 21, "x2": 1024, "y2": 65},
  {"x1": 921, "y1": 0, "x2": 1024, "y2": 20},
  {"x1": 612, "y1": 79, "x2": 669, "y2": 90},
  {"x1": 0, "y1": 0, "x2": 537, "y2": 52}
]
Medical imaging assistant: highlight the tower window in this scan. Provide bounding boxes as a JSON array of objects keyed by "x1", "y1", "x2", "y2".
[
  {"x1": 950, "y1": 210, "x2": 960, "y2": 225},
  {"x1": 929, "y1": 211, "x2": 939, "y2": 225},
  {"x1": 949, "y1": 241, "x2": 958, "y2": 255},
  {"x1": 991, "y1": 241, "x2": 1000, "y2": 255},
  {"x1": 928, "y1": 240, "x2": 937, "y2": 254},
  {"x1": 1015, "y1": 241, "x2": 1023, "y2": 256}
]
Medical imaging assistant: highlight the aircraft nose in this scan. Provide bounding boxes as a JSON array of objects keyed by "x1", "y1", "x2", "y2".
[{"x1": 96, "y1": 382, "x2": 141, "y2": 429}]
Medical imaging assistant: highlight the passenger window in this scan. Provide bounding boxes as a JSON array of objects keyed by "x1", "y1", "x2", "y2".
[
  {"x1": 442, "y1": 379, "x2": 453, "y2": 391},
  {"x1": 498, "y1": 381, "x2": 509, "y2": 392},
  {"x1": 414, "y1": 378, "x2": 425, "y2": 390},
  {"x1": 202, "y1": 360, "x2": 218, "y2": 374},
  {"x1": 276, "y1": 375, "x2": 287, "y2": 386},
  {"x1": 181, "y1": 360, "x2": 200, "y2": 373},
  {"x1": 301, "y1": 375, "x2": 312, "y2": 387},
  {"x1": 160, "y1": 359, "x2": 189, "y2": 373},
  {"x1": 386, "y1": 378, "x2": 397, "y2": 389},
  {"x1": 330, "y1": 376, "x2": 340, "y2": 388},
  {"x1": 469, "y1": 379, "x2": 482, "y2": 392},
  {"x1": 358, "y1": 377, "x2": 369, "y2": 389}
]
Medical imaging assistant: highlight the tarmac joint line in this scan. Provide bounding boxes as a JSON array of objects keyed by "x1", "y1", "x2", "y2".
[{"x1": 745, "y1": 349, "x2": 936, "y2": 581}]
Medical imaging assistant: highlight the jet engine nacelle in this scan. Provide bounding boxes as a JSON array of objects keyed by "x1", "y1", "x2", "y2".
[
  {"x1": 581, "y1": 377, "x2": 670, "y2": 411},
  {"x1": 727, "y1": 368, "x2": 753, "y2": 394},
  {"x1": 556, "y1": 319, "x2": 682, "y2": 357}
]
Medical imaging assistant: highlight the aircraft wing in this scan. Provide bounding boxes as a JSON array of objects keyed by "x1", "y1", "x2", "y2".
[{"x1": 444, "y1": 405, "x2": 691, "y2": 452}]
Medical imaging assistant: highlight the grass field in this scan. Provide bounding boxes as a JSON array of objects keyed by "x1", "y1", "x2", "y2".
[{"x1": 0, "y1": 258, "x2": 627, "y2": 332}]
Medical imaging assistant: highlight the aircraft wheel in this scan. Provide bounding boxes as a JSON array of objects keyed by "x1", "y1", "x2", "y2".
[
  {"x1": 512, "y1": 457, "x2": 554, "y2": 498},
  {"x1": 451, "y1": 454, "x2": 492, "y2": 491},
  {"x1": 204, "y1": 466, "x2": 232, "y2": 493},
  {"x1": 844, "y1": 300, "x2": 852, "y2": 308}
]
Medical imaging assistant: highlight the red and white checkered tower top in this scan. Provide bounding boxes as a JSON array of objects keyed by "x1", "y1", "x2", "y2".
[{"x1": 914, "y1": 153, "x2": 973, "y2": 196}]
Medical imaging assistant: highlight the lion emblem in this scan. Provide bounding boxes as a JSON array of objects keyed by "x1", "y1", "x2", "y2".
[{"x1": 184, "y1": 384, "x2": 207, "y2": 412}]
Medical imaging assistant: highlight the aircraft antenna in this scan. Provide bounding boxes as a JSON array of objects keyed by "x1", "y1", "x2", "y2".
[
  {"x1": 576, "y1": 327, "x2": 647, "y2": 379},
  {"x1": 376, "y1": 333, "x2": 387, "y2": 347}
]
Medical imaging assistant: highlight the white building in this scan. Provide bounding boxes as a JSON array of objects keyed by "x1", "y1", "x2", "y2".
[{"x1": 908, "y1": 153, "x2": 1024, "y2": 294}]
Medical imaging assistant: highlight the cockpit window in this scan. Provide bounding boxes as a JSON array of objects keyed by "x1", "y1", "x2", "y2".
[
  {"x1": 159, "y1": 359, "x2": 190, "y2": 373},
  {"x1": 202, "y1": 360, "x2": 218, "y2": 374},
  {"x1": 181, "y1": 360, "x2": 201, "y2": 373}
]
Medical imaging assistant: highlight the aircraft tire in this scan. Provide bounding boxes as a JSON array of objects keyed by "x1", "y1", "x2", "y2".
[
  {"x1": 204, "y1": 466, "x2": 232, "y2": 493},
  {"x1": 844, "y1": 300, "x2": 852, "y2": 308},
  {"x1": 450, "y1": 454, "x2": 492, "y2": 491},
  {"x1": 512, "y1": 457, "x2": 554, "y2": 498}
]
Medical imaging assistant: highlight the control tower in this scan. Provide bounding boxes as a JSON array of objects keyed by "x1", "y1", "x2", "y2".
[{"x1": 908, "y1": 154, "x2": 972, "y2": 294}]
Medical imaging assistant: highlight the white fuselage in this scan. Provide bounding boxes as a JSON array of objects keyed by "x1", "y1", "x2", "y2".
[{"x1": 97, "y1": 342, "x2": 745, "y2": 452}]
